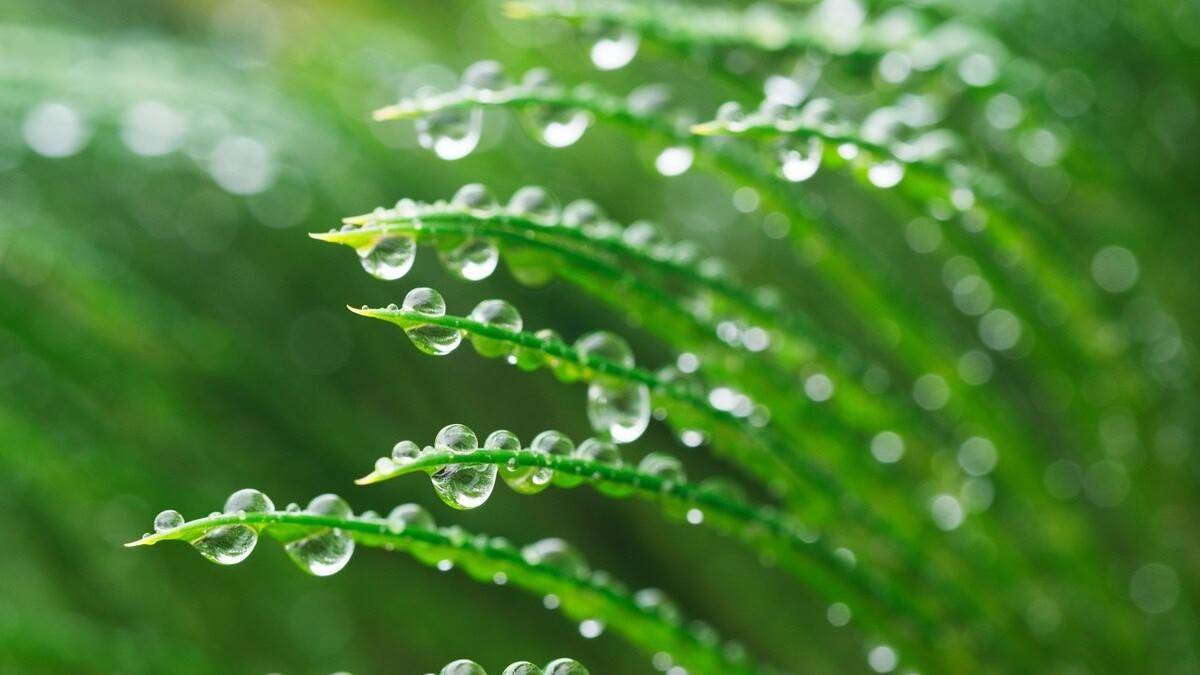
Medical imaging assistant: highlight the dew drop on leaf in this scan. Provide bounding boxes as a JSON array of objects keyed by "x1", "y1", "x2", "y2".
[
  {"x1": 573, "y1": 331, "x2": 635, "y2": 369},
  {"x1": 359, "y1": 236, "x2": 416, "y2": 280},
  {"x1": 450, "y1": 183, "x2": 500, "y2": 215},
  {"x1": 190, "y1": 488, "x2": 274, "y2": 565},
  {"x1": 435, "y1": 423, "x2": 478, "y2": 454},
  {"x1": 416, "y1": 107, "x2": 482, "y2": 160},
  {"x1": 284, "y1": 493, "x2": 355, "y2": 576},
  {"x1": 440, "y1": 659, "x2": 487, "y2": 675},
  {"x1": 587, "y1": 382, "x2": 651, "y2": 444},
  {"x1": 392, "y1": 440, "x2": 422, "y2": 464},
  {"x1": 532, "y1": 430, "x2": 577, "y2": 488},
  {"x1": 524, "y1": 105, "x2": 591, "y2": 148},
  {"x1": 777, "y1": 136, "x2": 823, "y2": 182},
  {"x1": 153, "y1": 509, "x2": 184, "y2": 533},
  {"x1": 507, "y1": 185, "x2": 560, "y2": 225},
  {"x1": 439, "y1": 238, "x2": 499, "y2": 281},
  {"x1": 544, "y1": 658, "x2": 590, "y2": 675},
  {"x1": 468, "y1": 299, "x2": 523, "y2": 358},
  {"x1": 522, "y1": 538, "x2": 589, "y2": 577},
  {"x1": 431, "y1": 463, "x2": 497, "y2": 510},
  {"x1": 502, "y1": 662, "x2": 544, "y2": 675},
  {"x1": 401, "y1": 287, "x2": 462, "y2": 355},
  {"x1": 591, "y1": 27, "x2": 639, "y2": 70},
  {"x1": 638, "y1": 453, "x2": 687, "y2": 486},
  {"x1": 387, "y1": 503, "x2": 435, "y2": 532}
]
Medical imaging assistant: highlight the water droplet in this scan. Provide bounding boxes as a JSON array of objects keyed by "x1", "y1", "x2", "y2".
[
  {"x1": 503, "y1": 662, "x2": 544, "y2": 675},
  {"x1": 392, "y1": 440, "x2": 422, "y2": 463},
  {"x1": 461, "y1": 60, "x2": 509, "y2": 97},
  {"x1": 284, "y1": 494, "x2": 355, "y2": 576},
  {"x1": 634, "y1": 588, "x2": 682, "y2": 624},
  {"x1": 374, "y1": 456, "x2": 395, "y2": 474},
  {"x1": 359, "y1": 236, "x2": 416, "y2": 280},
  {"x1": 435, "y1": 423, "x2": 478, "y2": 454},
  {"x1": 574, "y1": 331, "x2": 634, "y2": 368},
  {"x1": 191, "y1": 488, "x2": 274, "y2": 565},
  {"x1": 638, "y1": 453, "x2": 686, "y2": 486},
  {"x1": 508, "y1": 185, "x2": 560, "y2": 225},
  {"x1": 587, "y1": 382, "x2": 651, "y2": 443},
  {"x1": 655, "y1": 146, "x2": 694, "y2": 176},
  {"x1": 867, "y1": 160, "x2": 905, "y2": 188},
  {"x1": 416, "y1": 107, "x2": 482, "y2": 160},
  {"x1": 777, "y1": 136, "x2": 823, "y2": 182},
  {"x1": 622, "y1": 220, "x2": 668, "y2": 257},
  {"x1": 591, "y1": 27, "x2": 639, "y2": 70},
  {"x1": 522, "y1": 538, "x2": 589, "y2": 577},
  {"x1": 451, "y1": 183, "x2": 501, "y2": 214},
  {"x1": 401, "y1": 287, "x2": 462, "y2": 355},
  {"x1": 440, "y1": 238, "x2": 499, "y2": 281},
  {"x1": 575, "y1": 437, "x2": 622, "y2": 466},
  {"x1": 532, "y1": 430, "x2": 577, "y2": 488},
  {"x1": 441, "y1": 660, "x2": 487, "y2": 675},
  {"x1": 514, "y1": 327, "x2": 559, "y2": 371},
  {"x1": 524, "y1": 105, "x2": 591, "y2": 148},
  {"x1": 716, "y1": 101, "x2": 747, "y2": 130},
  {"x1": 468, "y1": 300, "x2": 523, "y2": 358},
  {"x1": 154, "y1": 509, "x2": 184, "y2": 533},
  {"x1": 430, "y1": 460, "x2": 497, "y2": 510},
  {"x1": 387, "y1": 503, "x2": 435, "y2": 532},
  {"x1": 561, "y1": 199, "x2": 605, "y2": 230},
  {"x1": 544, "y1": 658, "x2": 589, "y2": 675}
]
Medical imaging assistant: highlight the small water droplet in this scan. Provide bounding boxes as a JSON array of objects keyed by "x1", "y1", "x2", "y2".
[
  {"x1": 387, "y1": 503, "x2": 435, "y2": 532},
  {"x1": 436, "y1": 424, "x2": 478, "y2": 454},
  {"x1": 468, "y1": 299, "x2": 523, "y2": 358},
  {"x1": 638, "y1": 453, "x2": 686, "y2": 487},
  {"x1": 461, "y1": 60, "x2": 509, "y2": 97},
  {"x1": 359, "y1": 236, "x2": 416, "y2": 280},
  {"x1": 508, "y1": 185, "x2": 561, "y2": 225},
  {"x1": 154, "y1": 509, "x2": 184, "y2": 533},
  {"x1": 532, "y1": 430, "x2": 576, "y2": 488},
  {"x1": 524, "y1": 105, "x2": 591, "y2": 148},
  {"x1": 574, "y1": 331, "x2": 635, "y2": 369},
  {"x1": 416, "y1": 107, "x2": 482, "y2": 160},
  {"x1": 544, "y1": 658, "x2": 589, "y2": 675},
  {"x1": 401, "y1": 287, "x2": 462, "y2": 355},
  {"x1": 777, "y1": 136, "x2": 823, "y2": 182},
  {"x1": 655, "y1": 145, "x2": 694, "y2": 176},
  {"x1": 502, "y1": 662, "x2": 544, "y2": 675},
  {"x1": 450, "y1": 183, "x2": 501, "y2": 215},
  {"x1": 284, "y1": 494, "x2": 355, "y2": 576},
  {"x1": 591, "y1": 26, "x2": 639, "y2": 70},
  {"x1": 440, "y1": 659, "x2": 487, "y2": 675},
  {"x1": 587, "y1": 382, "x2": 651, "y2": 444},
  {"x1": 392, "y1": 439, "x2": 422, "y2": 464},
  {"x1": 867, "y1": 160, "x2": 905, "y2": 188},
  {"x1": 522, "y1": 538, "x2": 589, "y2": 577},
  {"x1": 439, "y1": 238, "x2": 499, "y2": 281},
  {"x1": 561, "y1": 199, "x2": 605, "y2": 230},
  {"x1": 635, "y1": 588, "x2": 683, "y2": 624}
]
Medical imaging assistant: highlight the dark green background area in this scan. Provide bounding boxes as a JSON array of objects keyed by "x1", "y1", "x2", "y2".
[{"x1": 1, "y1": 1, "x2": 1197, "y2": 673}]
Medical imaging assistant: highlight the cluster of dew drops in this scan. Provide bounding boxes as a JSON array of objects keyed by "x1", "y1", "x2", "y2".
[
  {"x1": 371, "y1": 423, "x2": 691, "y2": 511},
  {"x1": 431, "y1": 658, "x2": 588, "y2": 675}
]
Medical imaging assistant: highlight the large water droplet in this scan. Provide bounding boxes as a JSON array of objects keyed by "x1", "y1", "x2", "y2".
[
  {"x1": 468, "y1": 300, "x2": 523, "y2": 358},
  {"x1": 587, "y1": 382, "x2": 651, "y2": 444},
  {"x1": 441, "y1": 660, "x2": 487, "y2": 675},
  {"x1": 591, "y1": 27, "x2": 639, "y2": 70},
  {"x1": 638, "y1": 453, "x2": 687, "y2": 486},
  {"x1": 440, "y1": 238, "x2": 500, "y2": 281},
  {"x1": 867, "y1": 160, "x2": 905, "y2": 188},
  {"x1": 524, "y1": 105, "x2": 591, "y2": 148},
  {"x1": 461, "y1": 60, "x2": 509, "y2": 98},
  {"x1": 508, "y1": 185, "x2": 560, "y2": 225},
  {"x1": 544, "y1": 659, "x2": 590, "y2": 675},
  {"x1": 522, "y1": 538, "x2": 589, "y2": 577},
  {"x1": 532, "y1": 430, "x2": 577, "y2": 488},
  {"x1": 416, "y1": 107, "x2": 482, "y2": 160},
  {"x1": 503, "y1": 662, "x2": 544, "y2": 675},
  {"x1": 284, "y1": 494, "x2": 355, "y2": 576},
  {"x1": 451, "y1": 183, "x2": 501, "y2": 215},
  {"x1": 436, "y1": 423, "x2": 478, "y2": 454},
  {"x1": 574, "y1": 331, "x2": 634, "y2": 369},
  {"x1": 191, "y1": 488, "x2": 274, "y2": 565},
  {"x1": 777, "y1": 136, "x2": 823, "y2": 182},
  {"x1": 154, "y1": 509, "x2": 184, "y2": 533},
  {"x1": 387, "y1": 503, "x2": 435, "y2": 532},
  {"x1": 392, "y1": 439, "x2": 422, "y2": 463},
  {"x1": 401, "y1": 287, "x2": 462, "y2": 355},
  {"x1": 360, "y1": 236, "x2": 416, "y2": 280}
]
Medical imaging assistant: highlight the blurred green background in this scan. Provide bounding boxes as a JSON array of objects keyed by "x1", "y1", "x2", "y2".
[{"x1": 1, "y1": 0, "x2": 1197, "y2": 673}]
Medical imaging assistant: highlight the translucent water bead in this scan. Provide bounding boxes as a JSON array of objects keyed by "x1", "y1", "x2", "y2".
[
  {"x1": 153, "y1": 509, "x2": 184, "y2": 533},
  {"x1": 634, "y1": 588, "x2": 683, "y2": 624},
  {"x1": 468, "y1": 300, "x2": 522, "y2": 358},
  {"x1": 440, "y1": 238, "x2": 499, "y2": 281},
  {"x1": 507, "y1": 185, "x2": 561, "y2": 225},
  {"x1": 416, "y1": 106, "x2": 482, "y2": 161},
  {"x1": 360, "y1": 236, "x2": 416, "y2": 280},
  {"x1": 590, "y1": 25, "x2": 639, "y2": 70},
  {"x1": 521, "y1": 538, "x2": 590, "y2": 578},
  {"x1": 387, "y1": 503, "x2": 436, "y2": 532},
  {"x1": 573, "y1": 331, "x2": 635, "y2": 369},
  {"x1": 490, "y1": 429, "x2": 546, "y2": 496},
  {"x1": 638, "y1": 453, "x2": 687, "y2": 488},
  {"x1": 441, "y1": 660, "x2": 487, "y2": 675},
  {"x1": 532, "y1": 430, "x2": 578, "y2": 488},
  {"x1": 401, "y1": 288, "x2": 462, "y2": 355},
  {"x1": 575, "y1": 438, "x2": 633, "y2": 498},
  {"x1": 561, "y1": 199, "x2": 604, "y2": 230},
  {"x1": 392, "y1": 439, "x2": 422, "y2": 463},
  {"x1": 430, "y1": 424, "x2": 497, "y2": 509},
  {"x1": 461, "y1": 60, "x2": 509, "y2": 99},
  {"x1": 284, "y1": 494, "x2": 355, "y2": 576},
  {"x1": 587, "y1": 381, "x2": 651, "y2": 444},
  {"x1": 191, "y1": 488, "x2": 274, "y2": 565},
  {"x1": 777, "y1": 136, "x2": 824, "y2": 182},
  {"x1": 544, "y1": 659, "x2": 589, "y2": 675},
  {"x1": 521, "y1": 70, "x2": 590, "y2": 148},
  {"x1": 502, "y1": 663, "x2": 542, "y2": 675}
]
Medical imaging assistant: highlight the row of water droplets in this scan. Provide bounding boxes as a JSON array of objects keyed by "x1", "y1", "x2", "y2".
[
  {"x1": 370, "y1": 287, "x2": 653, "y2": 444},
  {"x1": 371, "y1": 423, "x2": 697, "y2": 510},
  {"x1": 433, "y1": 657, "x2": 588, "y2": 675},
  {"x1": 150, "y1": 488, "x2": 355, "y2": 576}
]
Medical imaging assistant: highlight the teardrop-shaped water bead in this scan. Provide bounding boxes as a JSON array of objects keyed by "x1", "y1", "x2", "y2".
[
  {"x1": 508, "y1": 185, "x2": 561, "y2": 225},
  {"x1": 867, "y1": 159, "x2": 906, "y2": 188},
  {"x1": 435, "y1": 423, "x2": 478, "y2": 454},
  {"x1": 561, "y1": 199, "x2": 605, "y2": 230},
  {"x1": 587, "y1": 382, "x2": 651, "y2": 444},
  {"x1": 777, "y1": 136, "x2": 823, "y2": 182},
  {"x1": 284, "y1": 493, "x2": 355, "y2": 577},
  {"x1": 468, "y1": 300, "x2": 523, "y2": 358},
  {"x1": 441, "y1": 660, "x2": 487, "y2": 675},
  {"x1": 544, "y1": 659, "x2": 589, "y2": 675},
  {"x1": 154, "y1": 509, "x2": 184, "y2": 533},
  {"x1": 573, "y1": 331, "x2": 635, "y2": 369},
  {"x1": 191, "y1": 488, "x2": 274, "y2": 564},
  {"x1": 532, "y1": 430, "x2": 578, "y2": 488},
  {"x1": 401, "y1": 287, "x2": 462, "y2": 355},
  {"x1": 638, "y1": 453, "x2": 687, "y2": 486},
  {"x1": 503, "y1": 662, "x2": 544, "y2": 675},
  {"x1": 359, "y1": 236, "x2": 416, "y2": 280},
  {"x1": 524, "y1": 105, "x2": 592, "y2": 148},
  {"x1": 451, "y1": 183, "x2": 500, "y2": 215},
  {"x1": 522, "y1": 538, "x2": 589, "y2": 577},
  {"x1": 430, "y1": 463, "x2": 497, "y2": 510},
  {"x1": 487, "y1": 429, "x2": 543, "y2": 495},
  {"x1": 591, "y1": 26, "x2": 639, "y2": 70},
  {"x1": 439, "y1": 238, "x2": 499, "y2": 281},
  {"x1": 224, "y1": 488, "x2": 275, "y2": 515},
  {"x1": 416, "y1": 107, "x2": 482, "y2": 160},
  {"x1": 392, "y1": 439, "x2": 422, "y2": 464},
  {"x1": 515, "y1": 327, "x2": 561, "y2": 372},
  {"x1": 461, "y1": 60, "x2": 509, "y2": 97},
  {"x1": 387, "y1": 503, "x2": 435, "y2": 532}
]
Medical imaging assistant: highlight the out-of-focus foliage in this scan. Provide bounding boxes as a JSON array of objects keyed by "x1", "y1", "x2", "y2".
[{"x1": 1, "y1": 0, "x2": 1198, "y2": 673}]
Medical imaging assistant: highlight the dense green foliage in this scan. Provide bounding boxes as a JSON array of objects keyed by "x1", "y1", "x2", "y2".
[{"x1": 2, "y1": 0, "x2": 1198, "y2": 673}]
